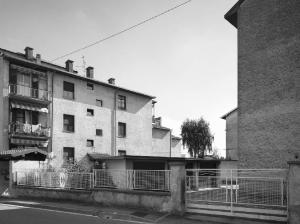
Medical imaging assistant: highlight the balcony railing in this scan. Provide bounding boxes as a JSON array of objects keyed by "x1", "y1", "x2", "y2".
[
  {"x1": 9, "y1": 122, "x2": 51, "y2": 138},
  {"x1": 8, "y1": 84, "x2": 51, "y2": 101}
]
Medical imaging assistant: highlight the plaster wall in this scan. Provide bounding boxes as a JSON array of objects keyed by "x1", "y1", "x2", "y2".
[{"x1": 51, "y1": 73, "x2": 153, "y2": 167}]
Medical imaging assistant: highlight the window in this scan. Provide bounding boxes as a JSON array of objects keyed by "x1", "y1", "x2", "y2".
[
  {"x1": 87, "y1": 139, "x2": 94, "y2": 147},
  {"x1": 63, "y1": 114, "x2": 74, "y2": 132},
  {"x1": 96, "y1": 99, "x2": 103, "y2": 107},
  {"x1": 117, "y1": 95, "x2": 126, "y2": 110},
  {"x1": 63, "y1": 81, "x2": 74, "y2": 100},
  {"x1": 87, "y1": 83, "x2": 94, "y2": 90},
  {"x1": 87, "y1": 109, "x2": 94, "y2": 116},
  {"x1": 63, "y1": 147, "x2": 74, "y2": 164},
  {"x1": 96, "y1": 129, "x2": 103, "y2": 136},
  {"x1": 118, "y1": 122, "x2": 126, "y2": 138},
  {"x1": 118, "y1": 150, "x2": 126, "y2": 156}
]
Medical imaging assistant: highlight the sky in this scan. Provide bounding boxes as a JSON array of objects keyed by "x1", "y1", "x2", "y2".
[{"x1": 0, "y1": 0, "x2": 238, "y2": 156}]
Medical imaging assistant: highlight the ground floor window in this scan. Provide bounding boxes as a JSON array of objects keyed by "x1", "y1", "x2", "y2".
[{"x1": 63, "y1": 147, "x2": 74, "y2": 164}]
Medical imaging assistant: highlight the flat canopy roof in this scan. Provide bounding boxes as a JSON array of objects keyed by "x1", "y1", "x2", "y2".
[
  {"x1": 87, "y1": 154, "x2": 185, "y2": 162},
  {"x1": 0, "y1": 148, "x2": 48, "y2": 161}
]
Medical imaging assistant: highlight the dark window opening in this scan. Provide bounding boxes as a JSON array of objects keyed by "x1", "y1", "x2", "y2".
[
  {"x1": 87, "y1": 109, "x2": 94, "y2": 116},
  {"x1": 96, "y1": 129, "x2": 103, "y2": 136},
  {"x1": 117, "y1": 95, "x2": 126, "y2": 110},
  {"x1": 96, "y1": 99, "x2": 103, "y2": 107},
  {"x1": 87, "y1": 139, "x2": 94, "y2": 147},
  {"x1": 63, "y1": 147, "x2": 74, "y2": 164},
  {"x1": 118, "y1": 150, "x2": 126, "y2": 156},
  {"x1": 63, "y1": 81, "x2": 75, "y2": 100},
  {"x1": 87, "y1": 83, "x2": 94, "y2": 90},
  {"x1": 63, "y1": 114, "x2": 74, "y2": 132},
  {"x1": 118, "y1": 122, "x2": 126, "y2": 138}
]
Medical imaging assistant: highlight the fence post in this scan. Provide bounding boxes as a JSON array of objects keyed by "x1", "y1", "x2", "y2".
[
  {"x1": 287, "y1": 161, "x2": 300, "y2": 224},
  {"x1": 230, "y1": 169, "x2": 233, "y2": 213},
  {"x1": 169, "y1": 161, "x2": 186, "y2": 215}
]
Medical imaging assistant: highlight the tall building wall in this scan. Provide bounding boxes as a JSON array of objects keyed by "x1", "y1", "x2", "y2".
[
  {"x1": 237, "y1": 0, "x2": 300, "y2": 168},
  {"x1": 225, "y1": 111, "x2": 238, "y2": 160},
  {"x1": 52, "y1": 72, "x2": 153, "y2": 167}
]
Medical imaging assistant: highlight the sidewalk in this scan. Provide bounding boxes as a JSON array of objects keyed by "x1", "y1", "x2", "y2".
[{"x1": 0, "y1": 197, "x2": 211, "y2": 224}]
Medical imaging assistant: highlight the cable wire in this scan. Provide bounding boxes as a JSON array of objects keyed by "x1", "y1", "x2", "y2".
[{"x1": 51, "y1": 0, "x2": 192, "y2": 62}]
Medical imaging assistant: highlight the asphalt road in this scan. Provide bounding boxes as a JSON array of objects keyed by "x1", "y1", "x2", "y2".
[{"x1": 0, "y1": 203, "x2": 151, "y2": 224}]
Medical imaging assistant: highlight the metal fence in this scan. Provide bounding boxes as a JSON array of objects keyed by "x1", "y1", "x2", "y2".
[
  {"x1": 16, "y1": 171, "x2": 93, "y2": 190},
  {"x1": 186, "y1": 169, "x2": 287, "y2": 207},
  {"x1": 93, "y1": 169, "x2": 170, "y2": 191},
  {"x1": 16, "y1": 169, "x2": 171, "y2": 192}
]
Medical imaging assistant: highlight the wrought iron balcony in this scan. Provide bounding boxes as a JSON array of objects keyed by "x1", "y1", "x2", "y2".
[
  {"x1": 9, "y1": 122, "x2": 51, "y2": 138},
  {"x1": 8, "y1": 84, "x2": 51, "y2": 101}
]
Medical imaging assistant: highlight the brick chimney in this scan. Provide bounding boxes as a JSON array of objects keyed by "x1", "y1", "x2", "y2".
[
  {"x1": 24, "y1": 47, "x2": 34, "y2": 60},
  {"x1": 36, "y1": 54, "x2": 41, "y2": 64},
  {"x1": 65, "y1": 60, "x2": 74, "y2": 72},
  {"x1": 86, "y1": 66, "x2": 94, "y2": 79},
  {"x1": 108, "y1": 78, "x2": 115, "y2": 85}
]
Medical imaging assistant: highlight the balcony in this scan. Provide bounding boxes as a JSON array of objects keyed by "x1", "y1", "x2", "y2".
[
  {"x1": 8, "y1": 84, "x2": 51, "y2": 103},
  {"x1": 9, "y1": 122, "x2": 51, "y2": 139}
]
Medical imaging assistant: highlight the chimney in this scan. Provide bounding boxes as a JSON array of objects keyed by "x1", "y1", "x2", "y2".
[
  {"x1": 108, "y1": 78, "x2": 115, "y2": 85},
  {"x1": 154, "y1": 117, "x2": 162, "y2": 127},
  {"x1": 86, "y1": 66, "x2": 94, "y2": 79},
  {"x1": 65, "y1": 60, "x2": 74, "y2": 73},
  {"x1": 24, "y1": 47, "x2": 34, "y2": 60},
  {"x1": 36, "y1": 54, "x2": 41, "y2": 64}
]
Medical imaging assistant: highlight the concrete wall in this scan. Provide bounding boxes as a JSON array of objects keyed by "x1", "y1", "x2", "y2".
[
  {"x1": 13, "y1": 187, "x2": 172, "y2": 212},
  {"x1": 171, "y1": 138, "x2": 182, "y2": 157},
  {"x1": 225, "y1": 111, "x2": 238, "y2": 160},
  {"x1": 152, "y1": 128, "x2": 171, "y2": 157},
  {"x1": 288, "y1": 161, "x2": 300, "y2": 224},
  {"x1": 52, "y1": 73, "x2": 153, "y2": 167},
  {"x1": 237, "y1": 0, "x2": 300, "y2": 168}
]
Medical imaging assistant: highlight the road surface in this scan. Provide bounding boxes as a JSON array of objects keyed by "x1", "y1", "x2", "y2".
[{"x1": 0, "y1": 203, "x2": 151, "y2": 224}]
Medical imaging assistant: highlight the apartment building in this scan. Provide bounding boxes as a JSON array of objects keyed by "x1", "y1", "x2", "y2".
[
  {"x1": 0, "y1": 47, "x2": 182, "y2": 171},
  {"x1": 225, "y1": 0, "x2": 300, "y2": 168}
]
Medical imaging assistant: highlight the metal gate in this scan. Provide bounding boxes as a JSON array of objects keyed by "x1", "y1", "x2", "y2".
[{"x1": 185, "y1": 169, "x2": 288, "y2": 222}]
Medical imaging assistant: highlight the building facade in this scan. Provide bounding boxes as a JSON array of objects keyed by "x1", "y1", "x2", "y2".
[
  {"x1": 225, "y1": 0, "x2": 300, "y2": 168},
  {"x1": 221, "y1": 108, "x2": 238, "y2": 160},
  {"x1": 0, "y1": 47, "x2": 182, "y2": 171}
]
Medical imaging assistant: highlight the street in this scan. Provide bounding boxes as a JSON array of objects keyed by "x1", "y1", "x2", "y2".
[{"x1": 0, "y1": 203, "x2": 151, "y2": 224}]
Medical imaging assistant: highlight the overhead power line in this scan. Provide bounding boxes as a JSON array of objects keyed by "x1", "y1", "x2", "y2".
[{"x1": 51, "y1": 0, "x2": 192, "y2": 62}]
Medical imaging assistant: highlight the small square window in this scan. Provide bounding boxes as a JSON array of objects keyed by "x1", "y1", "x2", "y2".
[
  {"x1": 118, "y1": 122, "x2": 126, "y2": 138},
  {"x1": 87, "y1": 139, "x2": 94, "y2": 147},
  {"x1": 87, "y1": 109, "x2": 94, "y2": 116},
  {"x1": 87, "y1": 83, "x2": 94, "y2": 90},
  {"x1": 118, "y1": 150, "x2": 126, "y2": 156},
  {"x1": 96, "y1": 129, "x2": 103, "y2": 136},
  {"x1": 96, "y1": 99, "x2": 103, "y2": 107}
]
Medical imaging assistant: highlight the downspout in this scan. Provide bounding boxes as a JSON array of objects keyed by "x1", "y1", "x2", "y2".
[
  {"x1": 50, "y1": 72, "x2": 54, "y2": 162},
  {"x1": 111, "y1": 90, "x2": 117, "y2": 156},
  {"x1": 169, "y1": 129, "x2": 172, "y2": 157}
]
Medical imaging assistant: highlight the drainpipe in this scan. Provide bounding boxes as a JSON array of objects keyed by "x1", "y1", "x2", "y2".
[
  {"x1": 169, "y1": 129, "x2": 172, "y2": 157},
  {"x1": 111, "y1": 91, "x2": 117, "y2": 156}
]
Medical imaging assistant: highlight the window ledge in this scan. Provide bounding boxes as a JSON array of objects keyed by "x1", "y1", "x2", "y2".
[{"x1": 63, "y1": 130, "x2": 75, "y2": 134}]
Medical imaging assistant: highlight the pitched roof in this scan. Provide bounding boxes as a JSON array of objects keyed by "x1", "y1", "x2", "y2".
[
  {"x1": 0, "y1": 48, "x2": 155, "y2": 99},
  {"x1": 221, "y1": 108, "x2": 238, "y2": 119},
  {"x1": 0, "y1": 148, "x2": 47, "y2": 161},
  {"x1": 224, "y1": 0, "x2": 246, "y2": 28}
]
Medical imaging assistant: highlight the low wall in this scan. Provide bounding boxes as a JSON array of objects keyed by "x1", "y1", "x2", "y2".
[{"x1": 12, "y1": 186, "x2": 172, "y2": 212}]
